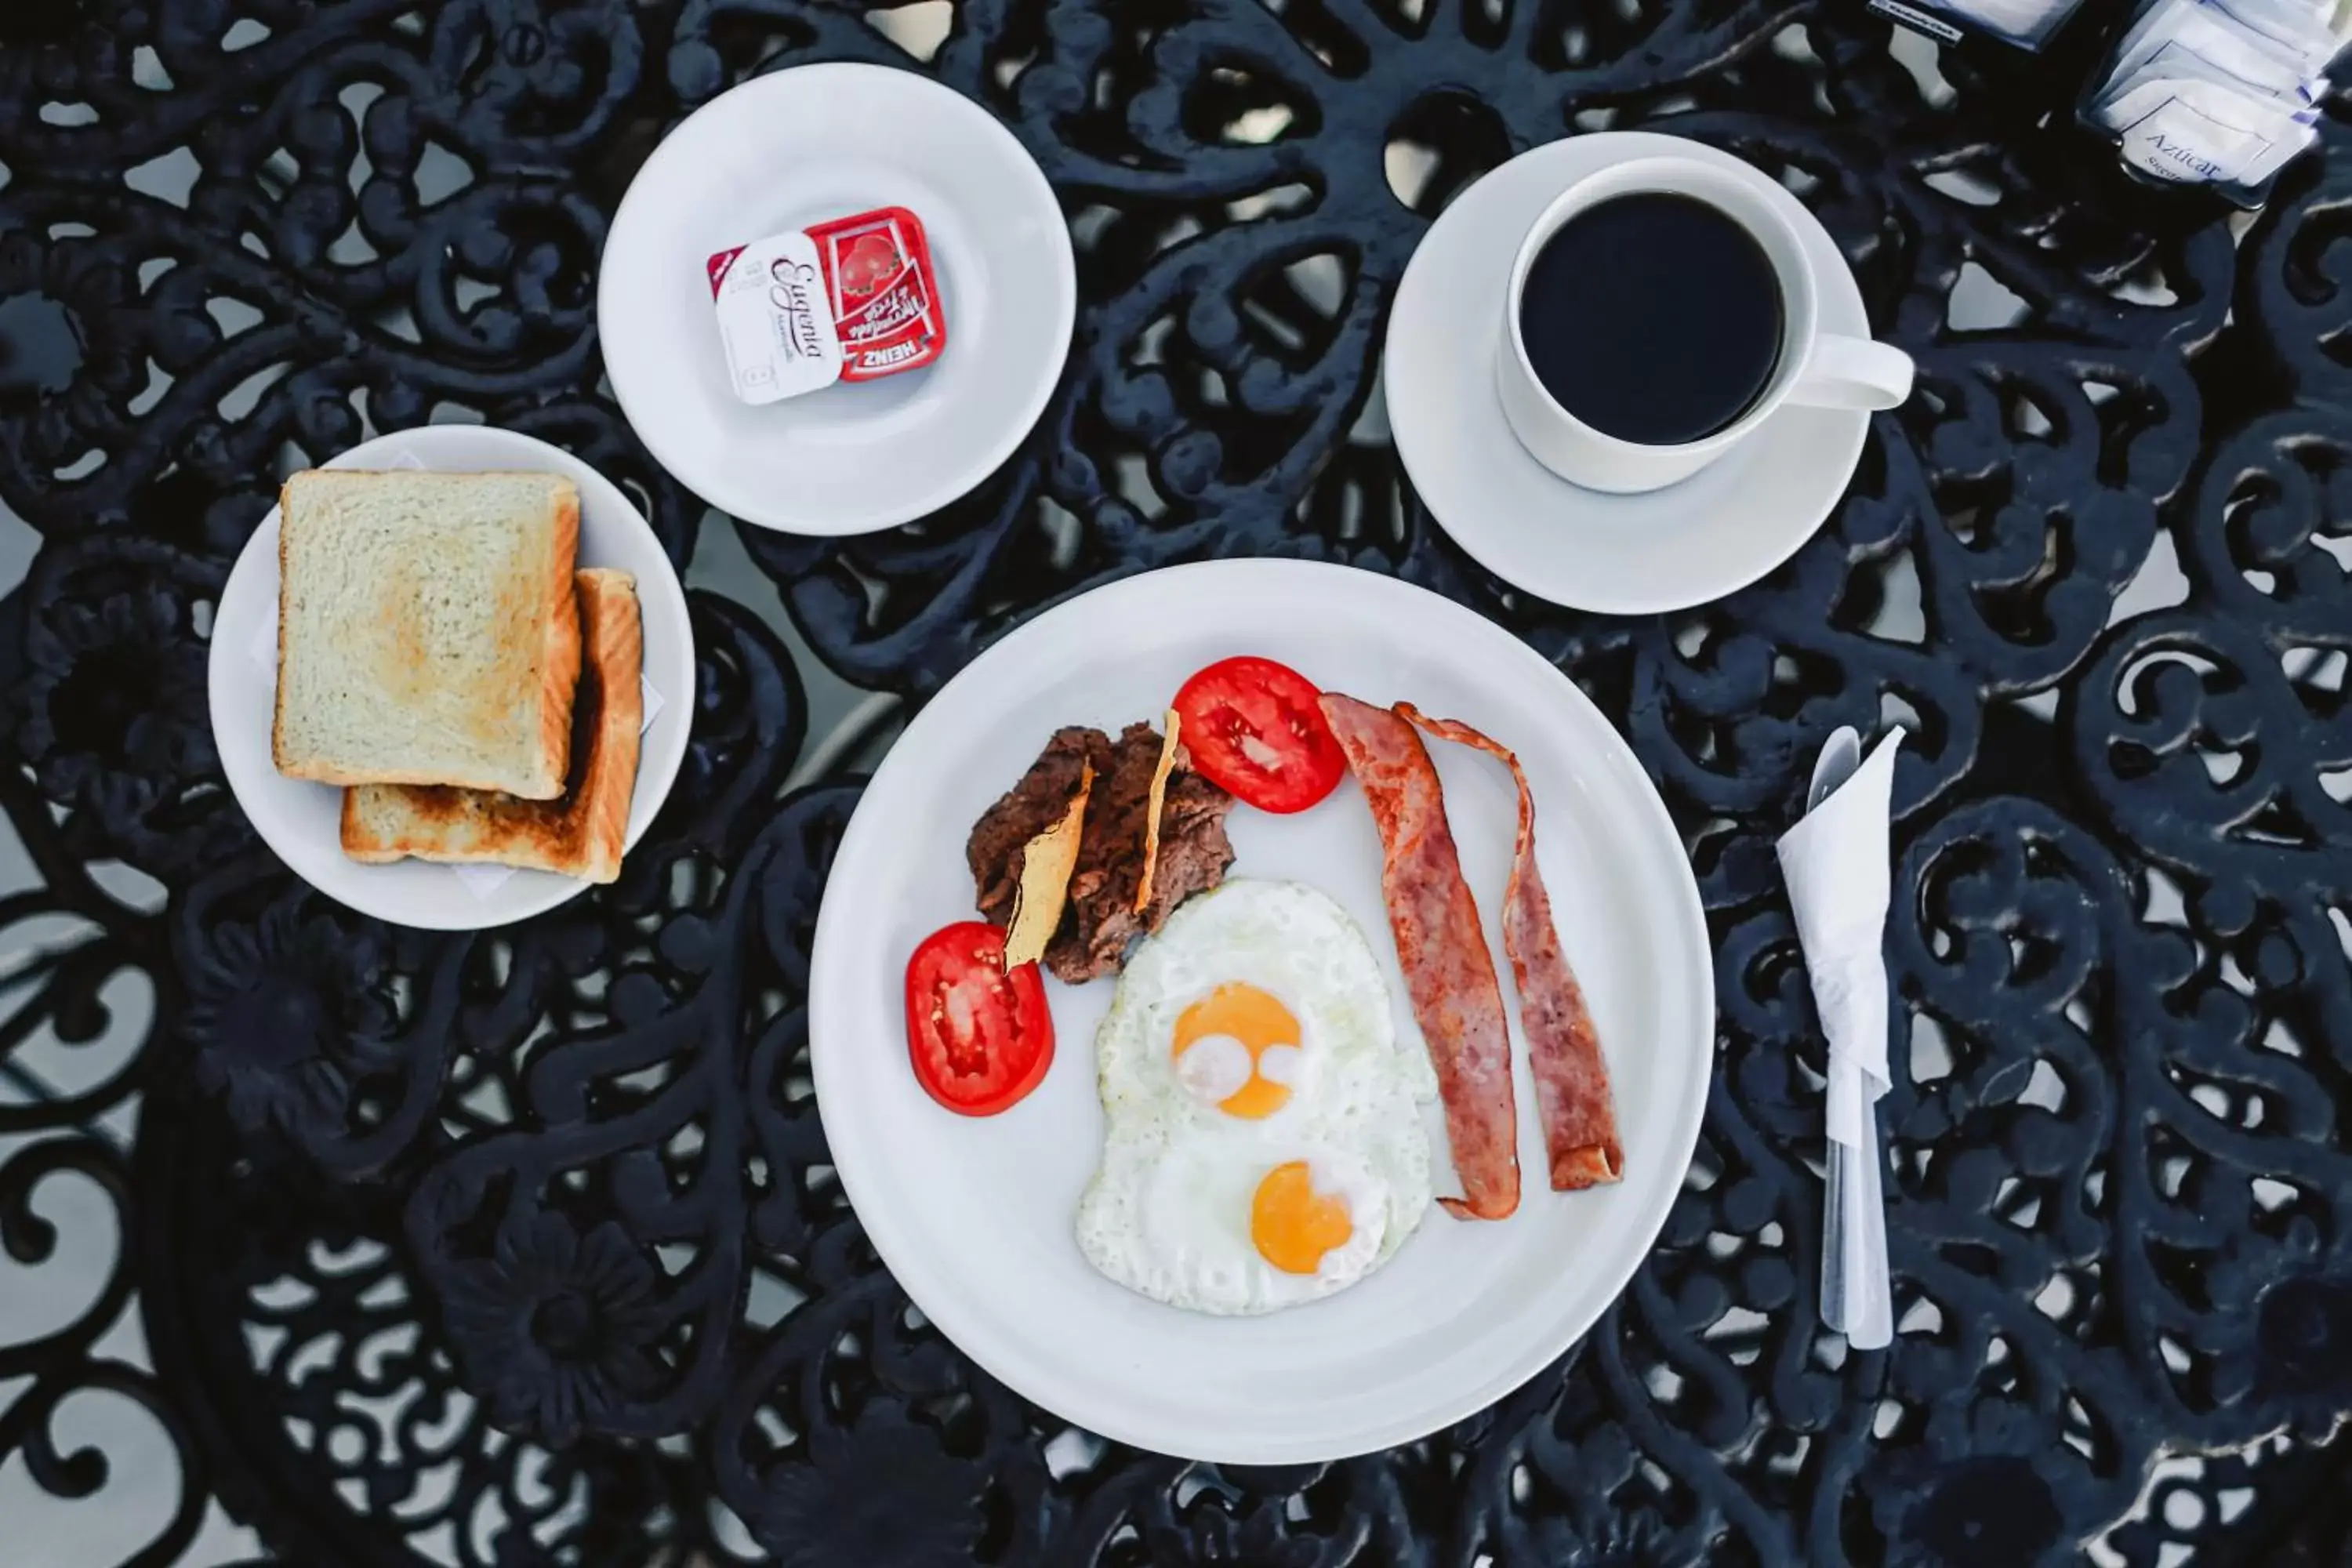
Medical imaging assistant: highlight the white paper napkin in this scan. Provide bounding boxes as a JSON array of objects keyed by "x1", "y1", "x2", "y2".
[
  {"x1": 1777, "y1": 729, "x2": 1904, "y2": 1138},
  {"x1": 248, "y1": 447, "x2": 666, "y2": 898}
]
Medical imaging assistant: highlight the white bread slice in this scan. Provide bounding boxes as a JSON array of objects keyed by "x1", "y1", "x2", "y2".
[
  {"x1": 339, "y1": 570, "x2": 642, "y2": 883},
  {"x1": 273, "y1": 469, "x2": 581, "y2": 798}
]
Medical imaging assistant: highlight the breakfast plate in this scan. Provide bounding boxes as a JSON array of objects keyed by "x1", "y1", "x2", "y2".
[
  {"x1": 810, "y1": 561, "x2": 1713, "y2": 1462},
  {"x1": 207, "y1": 425, "x2": 696, "y2": 929},
  {"x1": 598, "y1": 62, "x2": 1077, "y2": 535},
  {"x1": 1385, "y1": 132, "x2": 1875, "y2": 615}
]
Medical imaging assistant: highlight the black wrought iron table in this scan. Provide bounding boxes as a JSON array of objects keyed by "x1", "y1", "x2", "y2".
[{"x1": 4, "y1": 1, "x2": 2350, "y2": 1563}]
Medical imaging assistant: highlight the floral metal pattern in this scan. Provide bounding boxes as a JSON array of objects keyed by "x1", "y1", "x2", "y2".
[{"x1": 2, "y1": 0, "x2": 2349, "y2": 1563}]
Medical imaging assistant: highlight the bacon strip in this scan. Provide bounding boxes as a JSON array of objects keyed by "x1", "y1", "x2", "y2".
[
  {"x1": 1319, "y1": 692, "x2": 1519, "y2": 1220},
  {"x1": 1398, "y1": 704, "x2": 1622, "y2": 1190}
]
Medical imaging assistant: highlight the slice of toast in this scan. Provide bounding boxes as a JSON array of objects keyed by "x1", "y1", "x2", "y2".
[
  {"x1": 339, "y1": 569, "x2": 643, "y2": 883},
  {"x1": 273, "y1": 469, "x2": 581, "y2": 798}
]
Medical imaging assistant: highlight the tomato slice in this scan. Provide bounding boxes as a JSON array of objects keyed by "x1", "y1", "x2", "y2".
[
  {"x1": 1172, "y1": 656, "x2": 1348, "y2": 814},
  {"x1": 904, "y1": 922, "x2": 1054, "y2": 1116}
]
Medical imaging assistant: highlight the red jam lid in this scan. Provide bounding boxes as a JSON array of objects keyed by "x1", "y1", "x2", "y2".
[{"x1": 804, "y1": 206, "x2": 948, "y2": 382}]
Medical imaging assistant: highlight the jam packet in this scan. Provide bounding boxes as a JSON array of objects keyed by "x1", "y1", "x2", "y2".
[
  {"x1": 708, "y1": 208, "x2": 946, "y2": 405},
  {"x1": 808, "y1": 207, "x2": 949, "y2": 382}
]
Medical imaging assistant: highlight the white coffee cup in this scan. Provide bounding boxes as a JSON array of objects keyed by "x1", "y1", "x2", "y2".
[{"x1": 1495, "y1": 154, "x2": 1915, "y2": 495}]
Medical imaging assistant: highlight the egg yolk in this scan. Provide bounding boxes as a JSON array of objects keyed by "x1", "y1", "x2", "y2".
[
  {"x1": 1250, "y1": 1161, "x2": 1356, "y2": 1275},
  {"x1": 1172, "y1": 983, "x2": 1301, "y2": 1119}
]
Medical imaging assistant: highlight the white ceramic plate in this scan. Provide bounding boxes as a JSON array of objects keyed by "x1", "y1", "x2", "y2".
[
  {"x1": 1386, "y1": 132, "x2": 1875, "y2": 615},
  {"x1": 810, "y1": 561, "x2": 1713, "y2": 1462},
  {"x1": 207, "y1": 426, "x2": 696, "y2": 930},
  {"x1": 598, "y1": 62, "x2": 1077, "y2": 535}
]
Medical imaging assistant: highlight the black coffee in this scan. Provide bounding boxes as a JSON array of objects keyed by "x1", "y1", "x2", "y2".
[{"x1": 1517, "y1": 192, "x2": 1784, "y2": 447}]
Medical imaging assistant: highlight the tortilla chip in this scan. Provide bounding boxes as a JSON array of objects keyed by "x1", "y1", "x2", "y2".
[
  {"x1": 1004, "y1": 761, "x2": 1091, "y2": 971},
  {"x1": 1134, "y1": 710, "x2": 1183, "y2": 913}
]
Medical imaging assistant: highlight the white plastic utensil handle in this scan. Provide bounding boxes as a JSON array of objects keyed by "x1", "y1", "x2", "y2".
[
  {"x1": 1849, "y1": 1108, "x2": 1894, "y2": 1347},
  {"x1": 1822, "y1": 1094, "x2": 1893, "y2": 1348},
  {"x1": 1823, "y1": 1129, "x2": 1853, "y2": 1335}
]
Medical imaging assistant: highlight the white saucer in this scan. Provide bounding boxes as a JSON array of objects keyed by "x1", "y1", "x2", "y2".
[
  {"x1": 207, "y1": 426, "x2": 696, "y2": 930},
  {"x1": 1385, "y1": 132, "x2": 1875, "y2": 615},
  {"x1": 598, "y1": 63, "x2": 1077, "y2": 535}
]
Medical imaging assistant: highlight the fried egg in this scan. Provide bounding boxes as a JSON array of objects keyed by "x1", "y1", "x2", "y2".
[{"x1": 1075, "y1": 880, "x2": 1436, "y2": 1315}]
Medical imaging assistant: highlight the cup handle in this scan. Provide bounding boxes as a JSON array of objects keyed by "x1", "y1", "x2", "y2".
[{"x1": 1784, "y1": 334, "x2": 1915, "y2": 412}]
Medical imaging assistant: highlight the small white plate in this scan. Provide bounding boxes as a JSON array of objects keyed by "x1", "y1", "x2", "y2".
[
  {"x1": 1386, "y1": 132, "x2": 1875, "y2": 615},
  {"x1": 598, "y1": 62, "x2": 1077, "y2": 535},
  {"x1": 207, "y1": 426, "x2": 696, "y2": 930},
  {"x1": 809, "y1": 560, "x2": 1714, "y2": 1463}
]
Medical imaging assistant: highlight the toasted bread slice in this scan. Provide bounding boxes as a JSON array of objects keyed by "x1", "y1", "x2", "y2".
[
  {"x1": 339, "y1": 570, "x2": 643, "y2": 883},
  {"x1": 273, "y1": 469, "x2": 581, "y2": 797}
]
